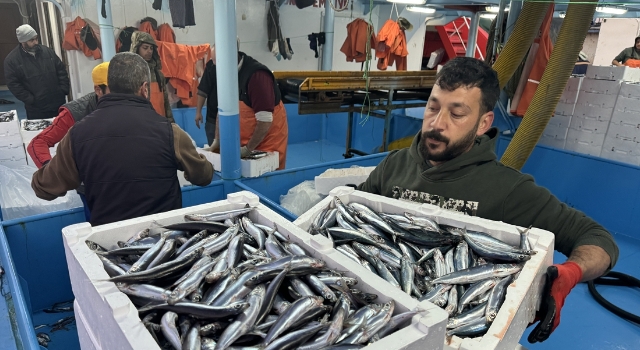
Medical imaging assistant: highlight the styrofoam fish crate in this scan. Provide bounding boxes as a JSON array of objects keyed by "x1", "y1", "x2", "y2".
[
  {"x1": 586, "y1": 65, "x2": 640, "y2": 82},
  {"x1": 559, "y1": 88, "x2": 580, "y2": 105},
  {"x1": 579, "y1": 78, "x2": 622, "y2": 95},
  {"x1": 601, "y1": 137, "x2": 640, "y2": 165},
  {"x1": 74, "y1": 299, "x2": 100, "y2": 350},
  {"x1": 565, "y1": 76, "x2": 583, "y2": 92},
  {"x1": 62, "y1": 191, "x2": 448, "y2": 350},
  {"x1": 0, "y1": 157, "x2": 27, "y2": 169},
  {"x1": 615, "y1": 95, "x2": 640, "y2": 115},
  {"x1": 606, "y1": 121, "x2": 640, "y2": 142},
  {"x1": 294, "y1": 187, "x2": 555, "y2": 350},
  {"x1": 611, "y1": 109, "x2": 640, "y2": 126},
  {"x1": 539, "y1": 124, "x2": 568, "y2": 149},
  {"x1": 576, "y1": 91, "x2": 618, "y2": 109},
  {"x1": 573, "y1": 103, "x2": 614, "y2": 121},
  {"x1": 196, "y1": 148, "x2": 279, "y2": 178},
  {"x1": 547, "y1": 113, "x2": 572, "y2": 129},
  {"x1": 315, "y1": 166, "x2": 376, "y2": 195},
  {"x1": 20, "y1": 118, "x2": 54, "y2": 145},
  {"x1": 0, "y1": 141, "x2": 26, "y2": 161},
  {"x1": 564, "y1": 136, "x2": 604, "y2": 157},
  {"x1": 554, "y1": 102, "x2": 576, "y2": 116},
  {"x1": 569, "y1": 115, "x2": 611, "y2": 134},
  {"x1": 618, "y1": 82, "x2": 640, "y2": 100},
  {"x1": 0, "y1": 110, "x2": 20, "y2": 137}
]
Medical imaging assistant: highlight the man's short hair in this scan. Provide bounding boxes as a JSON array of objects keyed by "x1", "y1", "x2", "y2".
[
  {"x1": 107, "y1": 52, "x2": 151, "y2": 95},
  {"x1": 635, "y1": 36, "x2": 640, "y2": 45},
  {"x1": 435, "y1": 57, "x2": 500, "y2": 115}
]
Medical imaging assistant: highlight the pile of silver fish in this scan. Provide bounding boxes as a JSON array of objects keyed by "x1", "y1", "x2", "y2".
[
  {"x1": 88, "y1": 206, "x2": 417, "y2": 350},
  {"x1": 23, "y1": 119, "x2": 52, "y2": 131},
  {"x1": 308, "y1": 197, "x2": 536, "y2": 338},
  {"x1": 0, "y1": 111, "x2": 15, "y2": 123}
]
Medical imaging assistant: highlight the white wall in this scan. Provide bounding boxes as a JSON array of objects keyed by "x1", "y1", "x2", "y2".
[
  {"x1": 61, "y1": 0, "x2": 433, "y2": 96},
  {"x1": 593, "y1": 18, "x2": 640, "y2": 66}
]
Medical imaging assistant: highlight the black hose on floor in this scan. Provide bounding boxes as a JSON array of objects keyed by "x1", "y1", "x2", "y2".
[{"x1": 587, "y1": 271, "x2": 640, "y2": 324}]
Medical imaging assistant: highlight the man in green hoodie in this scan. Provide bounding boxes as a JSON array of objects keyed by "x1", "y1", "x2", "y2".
[{"x1": 358, "y1": 57, "x2": 618, "y2": 343}]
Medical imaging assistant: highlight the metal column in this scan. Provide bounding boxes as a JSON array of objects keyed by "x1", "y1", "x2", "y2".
[
  {"x1": 214, "y1": 0, "x2": 241, "y2": 180},
  {"x1": 96, "y1": 0, "x2": 116, "y2": 61},
  {"x1": 321, "y1": 0, "x2": 335, "y2": 71},
  {"x1": 505, "y1": 0, "x2": 523, "y2": 43},
  {"x1": 466, "y1": 12, "x2": 481, "y2": 58}
]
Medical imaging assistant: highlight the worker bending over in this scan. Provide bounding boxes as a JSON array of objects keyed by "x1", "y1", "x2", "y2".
[
  {"x1": 209, "y1": 46, "x2": 288, "y2": 169},
  {"x1": 358, "y1": 57, "x2": 618, "y2": 343},
  {"x1": 32, "y1": 52, "x2": 213, "y2": 226},
  {"x1": 612, "y1": 36, "x2": 640, "y2": 67}
]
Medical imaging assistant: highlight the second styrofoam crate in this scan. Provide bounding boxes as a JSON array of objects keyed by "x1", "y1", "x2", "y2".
[
  {"x1": 74, "y1": 300, "x2": 99, "y2": 350},
  {"x1": 547, "y1": 113, "x2": 572, "y2": 129},
  {"x1": 606, "y1": 121, "x2": 640, "y2": 142},
  {"x1": 0, "y1": 143, "x2": 26, "y2": 162},
  {"x1": 573, "y1": 103, "x2": 614, "y2": 121},
  {"x1": 559, "y1": 89, "x2": 579, "y2": 104},
  {"x1": 539, "y1": 124, "x2": 568, "y2": 149},
  {"x1": 294, "y1": 187, "x2": 555, "y2": 350},
  {"x1": 565, "y1": 76, "x2": 583, "y2": 91},
  {"x1": 601, "y1": 137, "x2": 640, "y2": 165},
  {"x1": 580, "y1": 78, "x2": 622, "y2": 95},
  {"x1": 20, "y1": 118, "x2": 54, "y2": 145},
  {"x1": 615, "y1": 95, "x2": 640, "y2": 114},
  {"x1": 196, "y1": 148, "x2": 279, "y2": 178},
  {"x1": 618, "y1": 82, "x2": 640, "y2": 100},
  {"x1": 0, "y1": 110, "x2": 20, "y2": 137},
  {"x1": 569, "y1": 115, "x2": 611, "y2": 134},
  {"x1": 586, "y1": 65, "x2": 640, "y2": 82},
  {"x1": 314, "y1": 166, "x2": 376, "y2": 195},
  {"x1": 554, "y1": 101, "x2": 576, "y2": 116},
  {"x1": 565, "y1": 128, "x2": 605, "y2": 156},
  {"x1": 62, "y1": 191, "x2": 447, "y2": 350},
  {"x1": 576, "y1": 91, "x2": 618, "y2": 109}
]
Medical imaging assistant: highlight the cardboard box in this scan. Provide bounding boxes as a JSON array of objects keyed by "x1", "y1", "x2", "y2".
[
  {"x1": 586, "y1": 65, "x2": 640, "y2": 82},
  {"x1": 196, "y1": 148, "x2": 279, "y2": 178},
  {"x1": 295, "y1": 188, "x2": 555, "y2": 350},
  {"x1": 62, "y1": 191, "x2": 448, "y2": 350}
]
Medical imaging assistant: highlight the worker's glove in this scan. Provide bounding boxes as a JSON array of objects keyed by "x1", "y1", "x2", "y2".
[
  {"x1": 240, "y1": 146, "x2": 252, "y2": 158},
  {"x1": 528, "y1": 261, "x2": 583, "y2": 343}
]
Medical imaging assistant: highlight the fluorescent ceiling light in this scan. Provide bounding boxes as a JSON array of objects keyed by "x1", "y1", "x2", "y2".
[
  {"x1": 387, "y1": 0, "x2": 426, "y2": 5},
  {"x1": 485, "y1": 5, "x2": 509, "y2": 13},
  {"x1": 595, "y1": 6, "x2": 627, "y2": 14},
  {"x1": 481, "y1": 13, "x2": 497, "y2": 19},
  {"x1": 407, "y1": 6, "x2": 436, "y2": 13}
]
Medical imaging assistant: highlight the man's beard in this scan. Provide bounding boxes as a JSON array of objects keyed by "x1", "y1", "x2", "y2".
[
  {"x1": 25, "y1": 44, "x2": 37, "y2": 52},
  {"x1": 419, "y1": 123, "x2": 480, "y2": 163}
]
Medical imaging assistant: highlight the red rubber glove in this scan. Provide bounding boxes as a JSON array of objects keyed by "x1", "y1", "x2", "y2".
[{"x1": 528, "y1": 261, "x2": 583, "y2": 343}]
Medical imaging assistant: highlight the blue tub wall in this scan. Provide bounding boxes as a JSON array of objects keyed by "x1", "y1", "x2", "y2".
[{"x1": 496, "y1": 136, "x2": 640, "y2": 240}]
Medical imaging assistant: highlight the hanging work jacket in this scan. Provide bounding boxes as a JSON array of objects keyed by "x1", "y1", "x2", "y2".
[
  {"x1": 340, "y1": 18, "x2": 376, "y2": 63},
  {"x1": 62, "y1": 17, "x2": 102, "y2": 59},
  {"x1": 157, "y1": 24, "x2": 176, "y2": 43},
  {"x1": 375, "y1": 19, "x2": 408, "y2": 71},
  {"x1": 156, "y1": 41, "x2": 210, "y2": 107}
]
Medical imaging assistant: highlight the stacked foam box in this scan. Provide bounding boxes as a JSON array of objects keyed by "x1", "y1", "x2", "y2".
[
  {"x1": 62, "y1": 191, "x2": 448, "y2": 350},
  {"x1": 294, "y1": 187, "x2": 555, "y2": 350},
  {"x1": 601, "y1": 82, "x2": 640, "y2": 165},
  {"x1": 196, "y1": 148, "x2": 279, "y2": 177},
  {"x1": 564, "y1": 66, "x2": 640, "y2": 157},
  {"x1": 542, "y1": 77, "x2": 583, "y2": 149},
  {"x1": 0, "y1": 111, "x2": 27, "y2": 168},
  {"x1": 314, "y1": 166, "x2": 376, "y2": 195},
  {"x1": 20, "y1": 118, "x2": 56, "y2": 166}
]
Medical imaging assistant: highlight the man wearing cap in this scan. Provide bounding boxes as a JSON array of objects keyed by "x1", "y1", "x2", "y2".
[
  {"x1": 27, "y1": 62, "x2": 111, "y2": 222},
  {"x1": 3, "y1": 24, "x2": 70, "y2": 120}
]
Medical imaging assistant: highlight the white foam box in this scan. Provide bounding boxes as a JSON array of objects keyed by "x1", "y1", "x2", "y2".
[
  {"x1": 0, "y1": 110, "x2": 20, "y2": 137},
  {"x1": 605, "y1": 121, "x2": 640, "y2": 143},
  {"x1": 565, "y1": 76, "x2": 583, "y2": 92},
  {"x1": 294, "y1": 187, "x2": 555, "y2": 350},
  {"x1": 314, "y1": 166, "x2": 376, "y2": 195},
  {"x1": 196, "y1": 148, "x2": 279, "y2": 178},
  {"x1": 611, "y1": 109, "x2": 640, "y2": 126},
  {"x1": 74, "y1": 299, "x2": 100, "y2": 350},
  {"x1": 0, "y1": 157, "x2": 27, "y2": 169},
  {"x1": 579, "y1": 78, "x2": 622, "y2": 95},
  {"x1": 573, "y1": 103, "x2": 614, "y2": 122},
  {"x1": 618, "y1": 82, "x2": 640, "y2": 100},
  {"x1": 539, "y1": 124, "x2": 568, "y2": 149},
  {"x1": 559, "y1": 89, "x2": 580, "y2": 104},
  {"x1": 61, "y1": 191, "x2": 447, "y2": 350},
  {"x1": 554, "y1": 101, "x2": 576, "y2": 116},
  {"x1": 0, "y1": 142, "x2": 26, "y2": 162},
  {"x1": 569, "y1": 115, "x2": 611, "y2": 134},
  {"x1": 601, "y1": 137, "x2": 640, "y2": 165},
  {"x1": 547, "y1": 113, "x2": 572, "y2": 129},
  {"x1": 19, "y1": 118, "x2": 55, "y2": 145},
  {"x1": 614, "y1": 95, "x2": 640, "y2": 115},
  {"x1": 565, "y1": 128, "x2": 605, "y2": 156},
  {"x1": 576, "y1": 91, "x2": 619, "y2": 109},
  {"x1": 586, "y1": 65, "x2": 640, "y2": 82}
]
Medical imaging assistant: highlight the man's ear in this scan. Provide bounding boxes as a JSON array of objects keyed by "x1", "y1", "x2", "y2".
[{"x1": 477, "y1": 111, "x2": 494, "y2": 136}]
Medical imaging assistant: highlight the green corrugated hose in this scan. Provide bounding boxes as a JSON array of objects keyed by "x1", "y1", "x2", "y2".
[
  {"x1": 500, "y1": 0, "x2": 597, "y2": 170},
  {"x1": 492, "y1": 1, "x2": 550, "y2": 89}
]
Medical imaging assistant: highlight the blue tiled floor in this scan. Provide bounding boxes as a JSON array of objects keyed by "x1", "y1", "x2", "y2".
[
  {"x1": 286, "y1": 139, "x2": 346, "y2": 169},
  {"x1": 521, "y1": 232, "x2": 640, "y2": 349},
  {"x1": 0, "y1": 90, "x2": 25, "y2": 119}
]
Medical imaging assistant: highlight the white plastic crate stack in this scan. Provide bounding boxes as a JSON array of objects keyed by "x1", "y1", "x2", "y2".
[
  {"x1": 20, "y1": 118, "x2": 56, "y2": 166},
  {"x1": 196, "y1": 148, "x2": 279, "y2": 177},
  {"x1": 541, "y1": 77, "x2": 583, "y2": 149},
  {"x1": 601, "y1": 82, "x2": 640, "y2": 165},
  {"x1": 566, "y1": 66, "x2": 640, "y2": 156},
  {"x1": 0, "y1": 111, "x2": 27, "y2": 168},
  {"x1": 61, "y1": 191, "x2": 448, "y2": 350},
  {"x1": 294, "y1": 187, "x2": 555, "y2": 350}
]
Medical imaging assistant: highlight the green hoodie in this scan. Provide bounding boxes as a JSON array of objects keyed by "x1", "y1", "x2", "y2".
[{"x1": 358, "y1": 128, "x2": 619, "y2": 269}]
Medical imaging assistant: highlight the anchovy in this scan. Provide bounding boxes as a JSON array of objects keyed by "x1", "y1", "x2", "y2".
[
  {"x1": 264, "y1": 321, "x2": 325, "y2": 350},
  {"x1": 447, "y1": 317, "x2": 489, "y2": 337},
  {"x1": 463, "y1": 233, "x2": 532, "y2": 262},
  {"x1": 211, "y1": 270, "x2": 260, "y2": 307},
  {"x1": 256, "y1": 267, "x2": 289, "y2": 325},
  {"x1": 289, "y1": 277, "x2": 316, "y2": 297},
  {"x1": 371, "y1": 310, "x2": 419, "y2": 340},
  {"x1": 486, "y1": 275, "x2": 512, "y2": 323},
  {"x1": 107, "y1": 249, "x2": 202, "y2": 283},
  {"x1": 262, "y1": 296, "x2": 324, "y2": 345},
  {"x1": 518, "y1": 226, "x2": 533, "y2": 251},
  {"x1": 400, "y1": 255, "x2": 414, "y2": 294},
  {"x1": 403, "y1": 212, "x2": 441, "y2": 232},
  {"x1": 97, "y1": 255, "x2": 126, "y2": 277},
  {"x1": 432, "y1": 263, "x2": 522, "y2": 284},
  {"x1": 117, "y1": 283, "x2": 170, "y2": 303},
  {"x1": 444, "y1": 287, "x2": 458, "y2": 316},
  {"x1": 327, "y1": 228, "x2": 386, "y2": 247},
  {"x1": 174, "y1": 256, "x2": 215, "y2": 287},
  {"x1": 149, "y1": 301, "x2": 248, "y2": 319},
  {"x1": 184, "y1": 206, "x2": 253, "y2": 222},
  {"x1": 419, "y1": 283, "x2": 452, "y2": 303},
  {"x1": 304, "y1": 274, "x2": 337, "y2": 302},
  {"x1": 175, "y1": 230, "x2": 207, "y2": 257},
  {"x1": 300, "y1": 295, "x2": 350, "y2": 350},
  {"x1": 214, "y1": 285, "x2": 265, "y2": 350},
  {"x1": 336, "y1": 212, "x2": 360, "y2": 231},
  {"x1": 333, "y1": 197, "x2": 357, "y2": 224},
  {"x1": 178, "y1": 233, "x2": 223, "y2": 259},
  {"x1": 98, "y1": 245, "x2": 153, "y2": 256},
  {"x1": 161, "y1": 311, "x2": 182, "y2": 350},
  {"x1": 320, "y1": 208, "x2": 338, "y2": 229},
  {"x1": 169, "y1": 260, "x2": 216, "y2": 305},
  {"x1": 458, "y1": 278, "x2": 498, "y2": 313},
  {"x1": 147, "y1": 239, "x2": 176, "y2": 270},
  {"x1": 284, "y1": 242, "x2": 306, "y2": 256},
  {"x1": 205, "y1": 253, "x2": 228, "y2": 283},
  {"x1": 447, "y1": 302, "x2": 487, "y2": 329},
  {"x1": 241, "y1": 217, "x2": 266, "y2": 250},
  {"x1": 433, "y1": 249, "x2": 447, "y2": 278},
  {"x1": 202, "y1": 271, "x2": 238, "y2": 305},
  {"x1": 464, "y1": 230, "x2": 535, "y2": 255},
  {"x1": 183, "y1": 323, "x2": 201, "y2": 350},
  {"x1": 454, "y1": 241, "x2": 469, "y2": 272},
  {"x1": 163, "y1": 221, "x2": 229, "y2": 234},
  {"x1": 226, "y1": 234, "x2": 245, "y2": 269}
]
